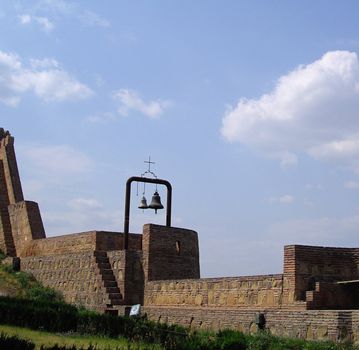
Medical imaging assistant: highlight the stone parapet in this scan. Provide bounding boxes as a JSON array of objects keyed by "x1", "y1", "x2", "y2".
[{"x1": 21, "y1": 231, "x2": 141, "y2": 257}]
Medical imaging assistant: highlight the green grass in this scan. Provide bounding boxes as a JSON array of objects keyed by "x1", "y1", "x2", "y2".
[
  {"x1": 0, "y1": 255, "x2": 63, "y2": 302},
  {"x1": 0, "y1": 324, "x2": 164, "y2": 350}
]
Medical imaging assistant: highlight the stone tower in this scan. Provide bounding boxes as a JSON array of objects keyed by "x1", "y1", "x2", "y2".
[{"x1": 0, "y1": 129, "x2": 45, "y2": 256}]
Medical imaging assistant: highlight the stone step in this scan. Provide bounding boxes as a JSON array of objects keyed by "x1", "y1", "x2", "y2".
[
  {"x1": 97, "y1": 262, "x2": 111, "y2": 270},
  {"x1": 102, "y1": 275, "x2": 116, "y2": 283},
  {"x1": 93, "y1": 251, "x2": 123, "y2": 306},
  {"x1": 104, "y1": 280, "x2": 117, "y2": 287},
  {"x1": 100, "y1": 269, "x2": 115, "y2": 277},
  {"x1": 95, "y1": 257, "x2": 109, "y2": 264},
  {"x1": 94, "y1": 251, "x2": 107, "y2": 258},
  {"x1": 110, "y1": 298, "x2": 123, "y2": 305},
  {"x1": 105, "y1": 309, "x2": 118, "y2": 315},
  {"x1": 109, "y1": 292, "x2": 123, "y2": 300},
  {"x1": 106, "y1": 286, "x2": 120, "y2": 293}
]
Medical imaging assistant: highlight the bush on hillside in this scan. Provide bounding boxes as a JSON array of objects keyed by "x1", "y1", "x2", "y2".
[
  {"x1": 1, "y1": 295, "x2": 359, "y2": 350},
  {"x1": 0, "y1": 296, "x2": 77, "y2": 332},
  {"x1": 0, "y1": 256, "x2": 63, "y2": 303},
  {"x1": 0, "y1": 332, "x2": 35, "y2": 350}
]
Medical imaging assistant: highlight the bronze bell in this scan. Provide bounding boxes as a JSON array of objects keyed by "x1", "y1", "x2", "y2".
[
  {"x1": 138, "y1": 196, "x2": 149, "y2": 209},
  {"x1": 149, "y1": 191, "x2": 164, "y2": 213}
]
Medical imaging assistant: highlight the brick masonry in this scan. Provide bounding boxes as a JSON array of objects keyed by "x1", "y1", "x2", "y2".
[
  {"x1": 143, "y1": 307, "x2": 359, "y2": 342},
  {"x1": 2, "y1": 128, "x2": 359, "y2": 342}
]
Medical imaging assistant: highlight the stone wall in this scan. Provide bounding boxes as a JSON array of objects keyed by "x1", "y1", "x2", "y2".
[
  {"x1": 0, "y1": 129, "x2": 23, "y2": 205},
  {"x1": 143, "y1": 306, "x2": 359, "y2": 342},
  {"x1": 284, "y1": 245, "x2": 359, "y2": 301},
  {"x1": 142, "y1": 224, "x2": 200, "y2": 281},
  {"x1": 8, "y1": 201, "x2": 45, "y2": 256},
  {"x1": 144, "y1": 274, "x2": 304, "y2": 309},
  {"x1": 21, "y1": 252, "x2": 114, "y2": 311},
  {"x1": 0, "y1": 129, "x2": 45, "y2": 257},
  {"x1": 107, "y1": 250, "x2": 145, "y2": 305},
  {"x1": 0, "y1": 130, "x2": 24, "y2": 256},
  {"x1": 21, "y1": 231, "x2": 142, "y2": 257}
]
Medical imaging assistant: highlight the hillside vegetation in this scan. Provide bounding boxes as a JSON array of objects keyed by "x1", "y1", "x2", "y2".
[
  {"x1": 0, "y1": 253, "x2": 62, "y2": 302},
  {"x1": 0, "y1": 253, "x2": 359, "y2": 349}
]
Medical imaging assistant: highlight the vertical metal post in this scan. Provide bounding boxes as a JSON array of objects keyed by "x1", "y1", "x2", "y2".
[{"x1": 123, "y1": 176, "x2": 172, "y2": 250}]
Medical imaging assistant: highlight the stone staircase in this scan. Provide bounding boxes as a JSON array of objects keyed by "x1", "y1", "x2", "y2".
[{"x1": 94, "y1": 251, "x2": 123, "y2": 306}]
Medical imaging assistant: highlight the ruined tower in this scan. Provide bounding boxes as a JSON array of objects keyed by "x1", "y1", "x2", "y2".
[{"x1": 0, "y1": 129, "x2": 45, "y2": 256}]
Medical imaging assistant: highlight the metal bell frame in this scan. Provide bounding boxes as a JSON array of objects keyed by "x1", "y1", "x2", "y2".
[{"x1": 124, "y1": 176, "x2": 172, "y2": 250}]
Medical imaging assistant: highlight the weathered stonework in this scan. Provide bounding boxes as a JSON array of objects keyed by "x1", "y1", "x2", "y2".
[
  {"x1": 2, "y1": 128, "x2": 359, "y2": 342},
  {"x1": 145, "y1": 275, "x2": 285, "y2": 308}
]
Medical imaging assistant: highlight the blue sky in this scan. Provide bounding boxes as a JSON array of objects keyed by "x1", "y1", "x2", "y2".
[{"x1": 2, "y1": 0, "x2": 359, "y2": 277}]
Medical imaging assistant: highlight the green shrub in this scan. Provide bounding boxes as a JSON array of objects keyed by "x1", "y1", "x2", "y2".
[
  {"x1": 2, "y1": 295, "x2": 359, "y2": 350},
  {"x1": 216, "y1": 329, "x2": 246, "y2": 350},
  {"x1": 77, "y1": 309, "x2": 125, "y2": 337},
  {"x1": 0, "y1": 250, "x2": 6, "y2": 261},
  {"x1": 0, "y1": 332, "x2": 35, "y2": 350},
  {"x1": 25, "y1": 284, "x2": 63, "y2": 303},
  {"x1": 0, "y1": 261, "x2": 64, "y2": 303},
  {"x1": 0, "y1": 296, "x2": 77, "y2": 332}
]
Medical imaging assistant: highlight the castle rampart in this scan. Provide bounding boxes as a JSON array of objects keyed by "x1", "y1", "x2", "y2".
[{"x1": 2, "y1": 128, "x2": 359, "y2": 342}]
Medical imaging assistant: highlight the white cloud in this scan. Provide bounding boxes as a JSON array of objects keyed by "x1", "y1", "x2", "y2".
[
  {"x1": 43, "y1": 207, "x2": 122, "y2": 236},
  {"x1": 279, "y1": 195, "x2": 294, "y2": 204},
  {"x1": 277, "y1": 151, "x2": 298, "y2": 169},
  {"x1": 113, "y1": 89, "x2": 171, "y2": 118},
  {"x1": 19, "y1": 14, "x2": 31, "y2": 24},
  {"x1": 79, "y1": 11, "x2": 110, "y2": 27},
  {"x1": 35, "y1": 16, "x2": 54, "y2": 32},
  {"x1": 30, "y1": 58, "x2": 59, "y2": 69},
  {"x1": 266, "y1": 194, "x2": 295, "y2": 205},
  {"x1": 21, "y1": 0, "x2": 75, "y2": 16},
  {"x1": 221, "y1": 51, "x2": 359, "y2": 169},
  {"x1": 22, "y1": 145, "x2": 93, "y2": 177},
  {"x1": 0, "y1": 50, "x2": 93, "y2": 106},
  {"x1": 87, "y1": 112, "x2": 117, "y2": 124},
  {"x1": 267, "y1": 215, "x2": 359, "y2": 247},
  {"x1": 18, "y1": 14, "x2": 54, "y2": 33},
  {"x1": 68, "y1": 197, "x2": 103, "y2": 210},
  {"x1": 17, "y1": 2, "x2": 109, "y2": 30},
  {"x1": 344, "y1": 181, "x2": 359, "y2": 189}
]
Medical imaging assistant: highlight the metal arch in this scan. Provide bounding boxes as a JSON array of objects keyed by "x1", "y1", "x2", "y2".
[{"x1": 123, "y1": 176, "x2": 172, "y2": 250}]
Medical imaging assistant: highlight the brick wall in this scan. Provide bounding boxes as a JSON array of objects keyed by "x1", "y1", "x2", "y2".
[
  {"x1": 0, "y1": 130, "x2": 24, "y2": 205},
  {"x1": 107, "y1": 250, "x2": 144, "y2": 305},
  {"x1": 142, "y1": 224, "x2": 200, "y2": 281},
  {"x1": 284, "y1": 245, "x2": 359, "y2": 302},
  {"x1": 124, "y1": 250, "x2": 144, "y2": 304},
  {"x1": 21, "y1": 252, "x2": 114, "y2": 311},
  {"x1": 143, "y1": 306, "x2": 359, "y2": 342},
  {"x1": 21, "y1": 231, "x2": 141, "y2": 257},
  {"x1": 8, "y1": 201, "x2": 45, "y2": 256},
  {"x1": 0, "y1": 129, "x2": 44, "y2": 257},
  {"x1": 144, "y1": 274, "x2": 305, "y2": 309}
]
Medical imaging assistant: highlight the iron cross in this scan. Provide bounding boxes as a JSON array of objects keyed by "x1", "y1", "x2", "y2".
[{"x1": 144, "y1": 156, "x2": 155, "y2": 172}]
